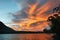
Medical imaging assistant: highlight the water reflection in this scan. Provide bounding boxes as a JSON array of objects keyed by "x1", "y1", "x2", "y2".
[{"x1": 0, "y1": 34, "x2": 54, "y2": 40}]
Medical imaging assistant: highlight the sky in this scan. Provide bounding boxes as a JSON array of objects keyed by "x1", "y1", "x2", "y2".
[
  {"x1": 0, "y1": 0, "x2": 60, "y2": 31},
  {"x1": 0, "y1": 0, "x2": 20, "y2": 23}
]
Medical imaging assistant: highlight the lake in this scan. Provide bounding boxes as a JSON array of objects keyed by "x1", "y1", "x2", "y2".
[{"x1": 0, "y1": 33, "x2": 54, "y2": 40}]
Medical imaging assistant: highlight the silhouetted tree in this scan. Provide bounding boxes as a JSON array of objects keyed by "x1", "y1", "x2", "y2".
[
  {"x1": 53, "y1": 5, "x2": 60, "y2": 13},
  {"x1": 44, "y1": 5, "x2": 60, "y2": 40}
]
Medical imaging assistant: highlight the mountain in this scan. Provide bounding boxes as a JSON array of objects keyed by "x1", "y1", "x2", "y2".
[{"x1": 0, "y1": 21, "x2": 15, "y2": 33}]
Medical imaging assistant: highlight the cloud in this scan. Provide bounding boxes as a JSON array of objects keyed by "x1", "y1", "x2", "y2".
[{"x1": 10, "y1": 0, "x2": 60, "y2": 31}]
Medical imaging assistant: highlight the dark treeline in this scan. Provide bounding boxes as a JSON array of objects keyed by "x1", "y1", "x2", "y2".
[{"x1": 44, "y1": 5, "x2": 60, "y2": 40}]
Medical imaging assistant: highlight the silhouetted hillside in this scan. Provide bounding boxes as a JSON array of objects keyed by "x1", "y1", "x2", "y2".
[
  {"x1": 0, "y1": 21, "x2": 46, "y2": 34},
  {"x1": 0, "y1": 21, "x2": 15, "y2": 33}
]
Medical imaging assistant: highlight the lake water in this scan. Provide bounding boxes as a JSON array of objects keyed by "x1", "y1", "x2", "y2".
[{"x1": 0, "y1": 34, "x2": 54, "y2": 40}]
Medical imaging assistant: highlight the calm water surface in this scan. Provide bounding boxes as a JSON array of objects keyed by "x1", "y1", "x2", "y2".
[{"x1": 0, "y1": 34, "x2": 54, "y2": 40}]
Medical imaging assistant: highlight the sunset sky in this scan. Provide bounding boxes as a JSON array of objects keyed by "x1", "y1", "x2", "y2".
[{"x1": 0, "y1": 0, "x2": 60, "y2": 31}]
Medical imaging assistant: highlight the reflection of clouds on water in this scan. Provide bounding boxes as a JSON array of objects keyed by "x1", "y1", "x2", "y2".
[{"x1": 0, "y1": 34, "x2": 53, "y2": 40}]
